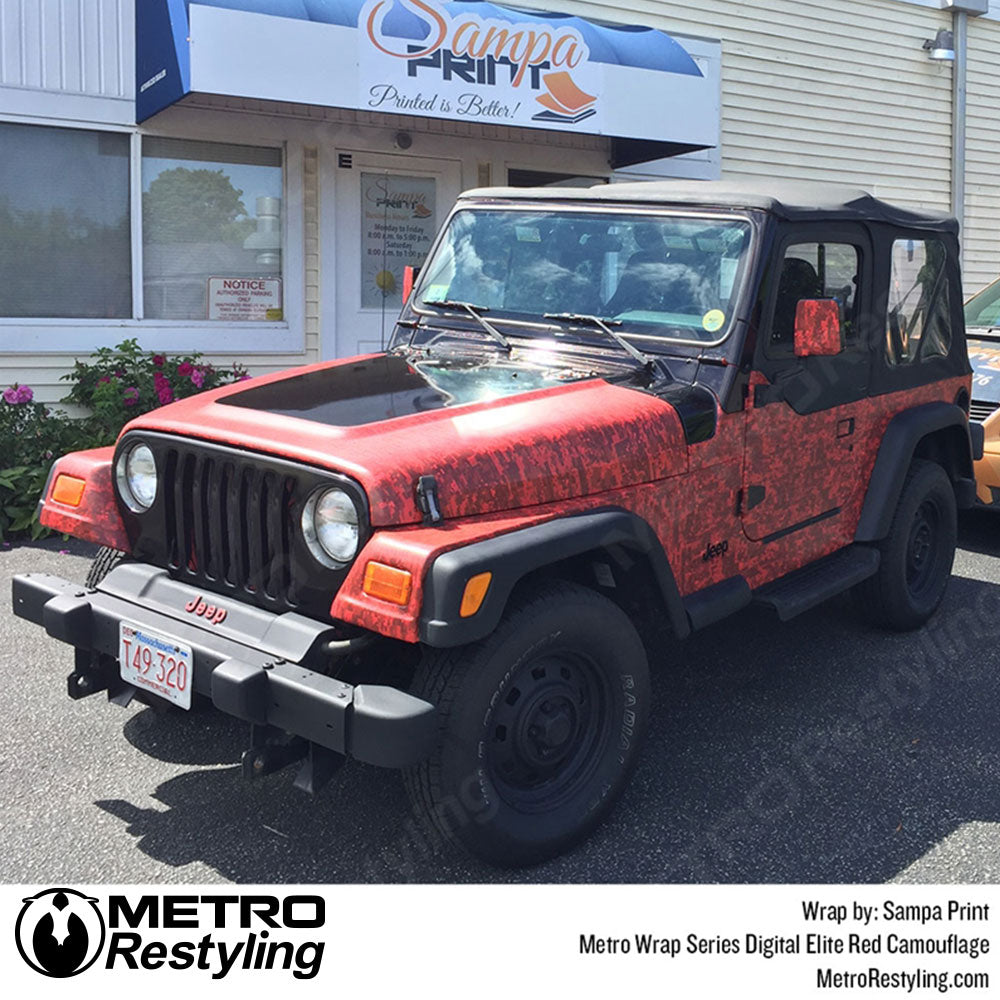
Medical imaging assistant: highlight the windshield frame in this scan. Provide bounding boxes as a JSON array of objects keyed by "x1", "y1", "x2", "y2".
[{"x1": 404, "y1": 200, "x2": 760, "y2": 353}]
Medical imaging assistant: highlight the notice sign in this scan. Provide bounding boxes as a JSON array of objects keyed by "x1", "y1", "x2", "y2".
[
  {"x1": 361, "y1": 173, "x2": 436, "y2": 309},
  {"x1": 208, "y1": 277, "x2": 283, "y2": 321}
]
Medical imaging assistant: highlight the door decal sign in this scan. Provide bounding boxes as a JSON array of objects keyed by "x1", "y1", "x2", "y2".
[{"x1": 361, "y1": 173, "x2": 437, "y2": 309}]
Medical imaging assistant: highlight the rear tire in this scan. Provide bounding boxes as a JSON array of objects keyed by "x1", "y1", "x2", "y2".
[
  {"x1": 404, "y1": 580, "x2": 650, "y2": 867},
  {"x1": 853, "y1": 459, "x2": 956, "y2": 631},
  {"x1": 85, "y1": 546, "x2": 129, "y2": 588}
]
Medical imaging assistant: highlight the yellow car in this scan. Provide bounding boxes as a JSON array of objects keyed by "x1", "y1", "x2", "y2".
[{"x1": 966, "y1": 277, "x2": 1000, "y2": 504}]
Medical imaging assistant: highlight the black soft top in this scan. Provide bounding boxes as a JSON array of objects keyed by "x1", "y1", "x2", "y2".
[{"x1": 459, "y1": 179, "x2": 957, "y2": 233}]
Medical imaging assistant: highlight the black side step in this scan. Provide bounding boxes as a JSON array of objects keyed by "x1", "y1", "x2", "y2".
[{"x1": 753, "y1": 546, "x2": 880, "y2": 622}]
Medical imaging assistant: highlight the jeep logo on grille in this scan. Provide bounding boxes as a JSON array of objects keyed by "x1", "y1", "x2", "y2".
[{"x1": 184, "y1": 595, "x2": 228, "y2": 625}]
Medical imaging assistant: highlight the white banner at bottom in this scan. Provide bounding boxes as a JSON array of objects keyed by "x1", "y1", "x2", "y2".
[{"x1": 1, "y1": 883, "x2": 995, "y2": 996}]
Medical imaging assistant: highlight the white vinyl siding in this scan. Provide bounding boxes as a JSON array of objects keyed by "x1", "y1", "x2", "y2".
[
  {"x1": 558, "y1": 0, "x2": 955, "y2": 209},
  {"x1": 0, "y1": 0, "x2": 133, "y2": 124},
  {"x1": 961, "y1": 14, "x2": 1000, "y2": 293}
]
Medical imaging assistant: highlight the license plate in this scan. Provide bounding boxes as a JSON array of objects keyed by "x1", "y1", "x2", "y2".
[{"x1": 118, "y1": 622, "x2": 193, "y2": 710}]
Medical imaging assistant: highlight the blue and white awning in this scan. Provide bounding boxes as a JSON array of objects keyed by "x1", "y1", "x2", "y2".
[{"x1": 137, "y1": 0, "x2": 720, "y2": 164}]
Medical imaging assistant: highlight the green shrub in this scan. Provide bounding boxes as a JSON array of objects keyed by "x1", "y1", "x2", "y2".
[
  {"x1": 62, "y1": 338, "x2": 248, "y2": 442},
  {"x1": 0, "y1": 387, "x2": 83, "y2": 541},
  {"x1": 1, "y1": 341, "x2": 248, "y2": 542}
]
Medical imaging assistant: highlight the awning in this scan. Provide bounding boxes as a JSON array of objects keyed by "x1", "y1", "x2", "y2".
[{"x1": 137, "y1": 0, "x2": 721, "y2": 166}]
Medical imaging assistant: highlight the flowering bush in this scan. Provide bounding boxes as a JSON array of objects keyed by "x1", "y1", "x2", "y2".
[
  {"x1": 62, "y1": 339, "x2": 248, "y2": 442},
  {"x1": 0, "y1": 386, "x2": 85, "y2": 540},
  {"x1": 1, "y1": 341, "x2": 249, "y2": 541}
]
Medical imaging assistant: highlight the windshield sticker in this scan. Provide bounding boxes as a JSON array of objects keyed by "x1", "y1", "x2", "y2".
[
  {"x1": 515, "y1": 226, "x2": 541, "y2": 242},
  {"x1": 702, "y1": 309, "x2": 726, "y2": 333},
  {"x1": 424, "y1": 284, "x2": 449, "y2": 302}
]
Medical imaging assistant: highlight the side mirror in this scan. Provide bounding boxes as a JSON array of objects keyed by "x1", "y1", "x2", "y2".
[
  {"x1": 794, "y1": 299, "x2": 843, "y2": 357},
  {"x1": 402, "y1": 265, "x2": 420, "y2": 303}
]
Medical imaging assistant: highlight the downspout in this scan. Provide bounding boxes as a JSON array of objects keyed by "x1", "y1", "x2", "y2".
[{"x1": 951, "y1": 8, "x2": 968, "y2": 263}]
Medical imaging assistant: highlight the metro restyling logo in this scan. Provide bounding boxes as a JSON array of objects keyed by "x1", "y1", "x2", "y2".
[
  {"x1": 363, "y1": 0, "x2": 598, "y2": 123},
  {"x1": 15, "y1": 892, "x2": 325, "y2": 980},
  {"x1": 16, "y1": 888, "x2": 106, "y2": 977}
]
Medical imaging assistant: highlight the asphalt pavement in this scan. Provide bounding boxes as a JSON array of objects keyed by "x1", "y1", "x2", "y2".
[{"x1": 3, "y1": 518, "x2": 1000, "y2": 885}]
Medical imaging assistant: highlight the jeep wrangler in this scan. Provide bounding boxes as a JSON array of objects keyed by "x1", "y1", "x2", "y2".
[{"x1": 12, "y1": 180, "x2": 980, "y2": 867}]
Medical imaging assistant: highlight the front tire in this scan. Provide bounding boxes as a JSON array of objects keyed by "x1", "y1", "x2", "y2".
[
  {"x1": 404, "y1": 580, "x2": 650, "y2": 867},
  {"x1": 85, "y1": 546, "x2": 129, "y2": 588},
  {"x1": 853, "y1": 459, "x2": 956, "y2": 631}
]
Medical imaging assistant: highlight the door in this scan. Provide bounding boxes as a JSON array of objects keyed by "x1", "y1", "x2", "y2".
[
  {"x1": 331, "y1": 152, "x2": 461, "y2": 359},
  {"x1": 741, "y1": 229, "x2": 873, "y2": 544}
]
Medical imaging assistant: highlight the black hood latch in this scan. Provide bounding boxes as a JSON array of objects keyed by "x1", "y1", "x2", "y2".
[{"x1": 415, "y1": 475, "x2": 443, "y2": 525}]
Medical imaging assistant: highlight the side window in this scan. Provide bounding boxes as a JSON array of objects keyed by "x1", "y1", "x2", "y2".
[
  {"x1": 886, "y1": 239, "x2": 951, "y2": 365},
  {"x1": 770, "y1": 242, "x2": 860, "y2": 352}
]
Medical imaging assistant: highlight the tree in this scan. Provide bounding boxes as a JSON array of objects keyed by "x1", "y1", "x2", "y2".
[{"x1": 142, "y1": 167, "x2": 255, "y2": 244}]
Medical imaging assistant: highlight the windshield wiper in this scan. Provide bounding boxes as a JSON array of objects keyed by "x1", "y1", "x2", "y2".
[
  {"x1": 544, "y1": 312, "x2": 659, "y2": 371},
  {"x1": 422, "y1": 299, "x2": 512, "y2": 353}
]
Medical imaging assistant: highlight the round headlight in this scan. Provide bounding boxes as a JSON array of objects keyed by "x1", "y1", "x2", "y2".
[
  {"x1": 116, "y1": 443, "x2": 157, "y2": 512},
  {"x1": 302, "y1": 487, "x2": 360, "y2": 566}
]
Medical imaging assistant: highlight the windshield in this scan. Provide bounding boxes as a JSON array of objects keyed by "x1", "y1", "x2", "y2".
[
  {"x1": 411, "y1": 208, "x2": 754, "y2": 346},
  {"x1": 965, "y1": 278, "x2": 1000, "y2": 331}
]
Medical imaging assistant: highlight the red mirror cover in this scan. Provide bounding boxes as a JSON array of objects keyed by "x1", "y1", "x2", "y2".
[{"x1": 794, "y1": 299, "x2": 842, "y2": 357}]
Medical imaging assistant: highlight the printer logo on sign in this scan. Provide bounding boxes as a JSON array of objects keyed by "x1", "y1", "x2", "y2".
[{"x1": 361, "y1": 0, "x2": 599, "y2": 126}]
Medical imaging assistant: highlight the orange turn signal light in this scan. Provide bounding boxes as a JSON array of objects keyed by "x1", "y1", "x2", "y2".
[
  {"x1": 51, "y1": 474, "x2": 86, "y2": 508},
  {"x1": 363, "y1": 561, "x2": 413, "y2": 606},
  {"x1": 460, "y1": 572, "x2": 492, "y2": 618}
]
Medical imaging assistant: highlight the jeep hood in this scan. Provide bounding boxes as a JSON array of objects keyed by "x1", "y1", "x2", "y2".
[{"x1": 122, "y1": 354, "x2": 691, "y2": 526}]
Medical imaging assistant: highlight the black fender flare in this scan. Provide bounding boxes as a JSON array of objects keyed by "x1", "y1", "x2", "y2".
[
  {"x1": 855, "y1": 401, "x2": 975, "y2": 543},
  {"x1": 418, "y1": 509, "x2": 689, "y2": 648}
]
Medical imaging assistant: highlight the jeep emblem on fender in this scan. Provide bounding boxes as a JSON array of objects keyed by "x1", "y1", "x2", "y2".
[{"x1": 184, "y1": 595, "x2": 227, "y2": 625}]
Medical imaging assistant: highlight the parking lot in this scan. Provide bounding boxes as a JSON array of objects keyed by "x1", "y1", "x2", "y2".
[{"x1": 3, "y1": 516, "x2": 1000, "y2": 885}]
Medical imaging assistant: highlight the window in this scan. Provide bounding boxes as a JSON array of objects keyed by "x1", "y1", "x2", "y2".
[
  {"x1": 886, "y1": 239, "x2": 951, "y2": 365},
  {"x1": 0, "y1": 122, "x2": 130, "y2": 318},
  {"x1": 770, "y1": 242, "x2": 859, "y2": 351},
  {"x1": 142, "y1": 139, "x2": 283, "y2": 321}
]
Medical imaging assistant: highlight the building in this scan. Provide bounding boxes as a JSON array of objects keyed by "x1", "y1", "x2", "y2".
[{"x1": 1, "y1": 0, "x2": 998, "y2": 403}]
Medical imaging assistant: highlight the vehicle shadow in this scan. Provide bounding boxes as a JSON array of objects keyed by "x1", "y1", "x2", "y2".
[{"x1": 96, "y1": 572, "x2": 1000, "y2": 884}]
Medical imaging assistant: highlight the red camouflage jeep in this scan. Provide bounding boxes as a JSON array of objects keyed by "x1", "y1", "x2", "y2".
[{"x1": 12, "y1": 180, "x2": 980, "y2": 866}]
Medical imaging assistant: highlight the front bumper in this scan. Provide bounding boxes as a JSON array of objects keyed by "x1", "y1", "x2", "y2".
[{"x1": 11, "y1": 565, "x2": 436, "y2": 768}]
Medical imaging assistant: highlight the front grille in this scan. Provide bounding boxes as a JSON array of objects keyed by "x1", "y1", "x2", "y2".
[
  {"x1": 970, "y1": 399, "x2": 1000, "y2": 423},
  {"x1": 164, "y1": 449, "x2": 296, "y2": 605},
  {"x1": 117, "y1": 433, "x2": 368, "y2": 620}
]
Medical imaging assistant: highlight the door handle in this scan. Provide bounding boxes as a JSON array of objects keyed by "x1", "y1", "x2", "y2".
[{"x1": 836, "y1": 417, "x2": 855, "y2": 438}]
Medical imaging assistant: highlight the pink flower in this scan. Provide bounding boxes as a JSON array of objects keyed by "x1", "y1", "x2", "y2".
[
  {"x1": 152, "y1": 354, "x2": 166, "y2": 367},
  {"x1": 123, "y1": 386, "x2": 140, "y2": 406},
  {"x1": 157, "y1": 386, "x2": 174, "y2": 405},
  {"x1": 3, "y1": 384, "x2": 32, "y2": 404},
  {"x1": 114, "y1": 370, "x2": 125, "y2": 379},
  {"x1": 238, "y1": 374, "x2": 251, "y2": 381},
  {"x1": 97, "y1": 376, "x2": 111, "y2": 384},
  {"x1": 190, "y1": 369, "x2": 205, "y2": 388},
  {"x1": 177, "y1": 361, "x2": 193, "y2": 376}
]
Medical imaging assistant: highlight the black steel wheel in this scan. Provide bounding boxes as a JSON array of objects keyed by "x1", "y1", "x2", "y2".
[
  {"x1": 404, "y1": 580, "x2": 650, "y2": 867},
  {"x1": 853, "y1": 459, "x2": 956, "y2": 631}
]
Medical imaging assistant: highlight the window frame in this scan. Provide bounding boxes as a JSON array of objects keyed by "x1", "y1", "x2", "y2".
[
  {"x1": 884, "y1": 236, "x2": 953, "y2": 368},
  {"x1": 762, "y1": 226, "x2": 870, "y2": 363},
  {"x1": 0, "y1": 115, "x2": 303, "y2": 355}
]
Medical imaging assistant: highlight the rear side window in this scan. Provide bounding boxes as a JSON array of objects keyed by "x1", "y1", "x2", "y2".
[
  {"x1": 886, "y1": 239, "x2": 951, "y2": 365},
  {"x1": 769, "y1": 242, "x2": 860, "y2": 352}
]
